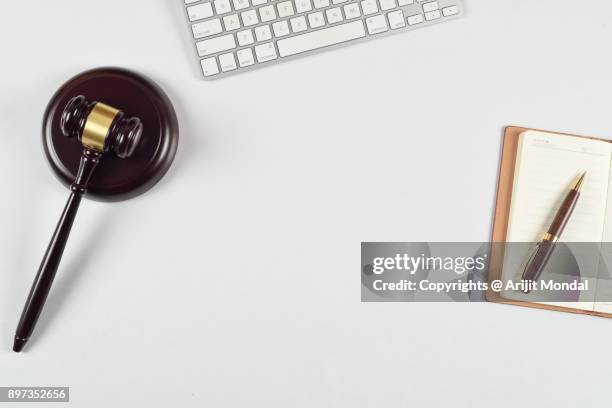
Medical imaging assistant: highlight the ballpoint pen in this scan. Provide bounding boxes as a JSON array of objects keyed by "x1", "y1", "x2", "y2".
[{"x1": 520, "y1": 171, "x2": 586, "y2": 293}]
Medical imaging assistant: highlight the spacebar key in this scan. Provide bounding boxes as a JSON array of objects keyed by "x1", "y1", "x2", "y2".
[{"x1": 277, "y1": 21, "x2": 366, "y2": 57}]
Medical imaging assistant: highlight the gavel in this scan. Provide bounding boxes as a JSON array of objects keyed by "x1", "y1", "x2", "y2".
[{"x1": 13, "y1": 96, "x2": 143, "y2": 352}]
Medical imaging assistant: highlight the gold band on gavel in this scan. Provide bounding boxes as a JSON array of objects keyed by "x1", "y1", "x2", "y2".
[{"x1": 81, "y1": 102, "x2": 120, "y2": 152}]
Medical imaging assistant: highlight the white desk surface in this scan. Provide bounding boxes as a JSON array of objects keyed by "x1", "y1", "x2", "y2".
[{"x1": 2, "y1": 0, "x2": 612, "y2": 406}]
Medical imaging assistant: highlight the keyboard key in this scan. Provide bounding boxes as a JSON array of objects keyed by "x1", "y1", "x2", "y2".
[
  {"x1": 277, "y1": 20, "x2": 366, "y2": 57},
  {"x1": 214, "y1": 0, "x2": 232, "y2": 14},
  {"x1": 272, "y1": 20, "x2": 290, "y2": 37},
  {"x1": 425, "y1": 10, "x2": 441, "y2": 20},
  {"x1": 308, "y1": 11, "x2": 325, "y2": 28},
  {"x1": 442, "y1": 5, "x2": 458, "y2": 16},
  {"x1": 313, "y1": 0, "x2": 330, "y2": 9},
  {"x1": 197, "y1": 34, "x2": 237, "y2": 56},
  {"x1": 326, "y1": 7, "x2": 343, "y2": 24},
  {"x1": 223, "y1": 14, "x2": 241, "y2": 31},
  {"x1": 407, "y1": 13, "x2": 424, "y2": 25},
  {"x1": 252, "y1": 0, "x2": 267, "y2": 5},
  {"x1": 365, "y1": 15, "x2": 387, "y2": 34},
  {"x1": 186, "y1": 0, "x2": 200, "y2": 3},
  {"x1": 379, "y1": 0, "x2": 396, "y2": 11},
  {"x1": 192, "y1": 19, "x2": 223, "y2": 39},
  {"x1": 259, "y1": 5, "x2": 277, "y2": 22},
  {"x1": 200, "y1": 57, "x2": 219, "y2": 76},
  {"x1": 233, "y1": 0, "x2": 250, "y2": 10},
  {"x1": 187, "y1": 3, "x2": 214, "y2": 21},
  {"x1": 398, "y1": 0, "x2": 414, "y2": 5},
  {"x1": 361, "y1": 0, "x2": 378, "y2": 16},
  {"x1": 295, "y1": 0, "x2": 313, "y2": 13},
  {"x1": 219, "y1": 53, "x2": 237, "y2": 71},
  {"x1": 277, "y1": 1, "x2": 295, "y2": 18},
  {"x1": 237, "y1": 48, "x2": 255, "y2": 66},
  {"x1": 387, "y1": 10, "x2": 405, "y2": 29},
  {"x1": 422, "y1": 1, "x2": 438, "y2": 12},
  {"x1": 237, "y1": 29, "x2": 255, "y2": 45},
  {"x1": 332, "y1": 0, "x2": 347, "y2": 4},
  {"x1": 255, "y1": 42, "x2": 278, "y2": 62},
  {"x1": 290, "y1": 16, "x2": 308, "y2": 33},
  {"x1": 242, "y1": 9, "x2": 259, "y2": 25},
  {"x1": 343, "y1": 3, "x2": 361, "y2": 19},
  {"x1": 255, "y1": 24, "x2": 273, "y2": 41}
]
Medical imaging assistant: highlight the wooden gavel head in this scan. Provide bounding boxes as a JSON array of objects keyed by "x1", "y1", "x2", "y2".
[{"x1": 60, "y1": 95, "x2": 143, "y2": 159}]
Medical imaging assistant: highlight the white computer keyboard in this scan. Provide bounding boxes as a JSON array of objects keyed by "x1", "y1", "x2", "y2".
[{"x1": 183, "y1": 0, "x2": 463, "y2": 79}]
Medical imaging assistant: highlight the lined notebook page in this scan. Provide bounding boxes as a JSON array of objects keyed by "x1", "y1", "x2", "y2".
[
  {"x1": 593, "y1": 165, "x2": 612, "y2": 313},
  {"x1": 506, "y1": 131, "x2": 611, "y2": 243},
  {"x1": 503, "y1": 131, "x2": 611, "y2": 311}
]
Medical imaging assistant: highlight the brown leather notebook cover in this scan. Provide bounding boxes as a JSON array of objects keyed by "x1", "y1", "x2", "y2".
[{"x1": 487, "y1": 126, "x2": 612, "y2": 318}]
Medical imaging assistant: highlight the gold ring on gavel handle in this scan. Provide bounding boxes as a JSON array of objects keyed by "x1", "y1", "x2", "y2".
[{"x1": 81, "y1": 102, "x2": 120, "y2": 152}]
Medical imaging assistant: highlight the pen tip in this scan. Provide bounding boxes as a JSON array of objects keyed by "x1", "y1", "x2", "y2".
[
  {"x1": 572, "y1": 171, "x2": 587, "y2": 192},
  {"x1": 12, "y1": 336, "x2": 26, "y2": 352}
]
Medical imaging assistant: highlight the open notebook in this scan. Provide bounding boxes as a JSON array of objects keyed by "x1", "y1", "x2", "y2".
[{"x1": 489, "y1": 127, "x2": 612, "y2": 318}]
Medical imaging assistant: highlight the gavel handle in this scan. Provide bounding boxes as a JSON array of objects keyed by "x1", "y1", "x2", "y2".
[{"x1": 13, "y1": 148, "x2": 102, "y2": 352}]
